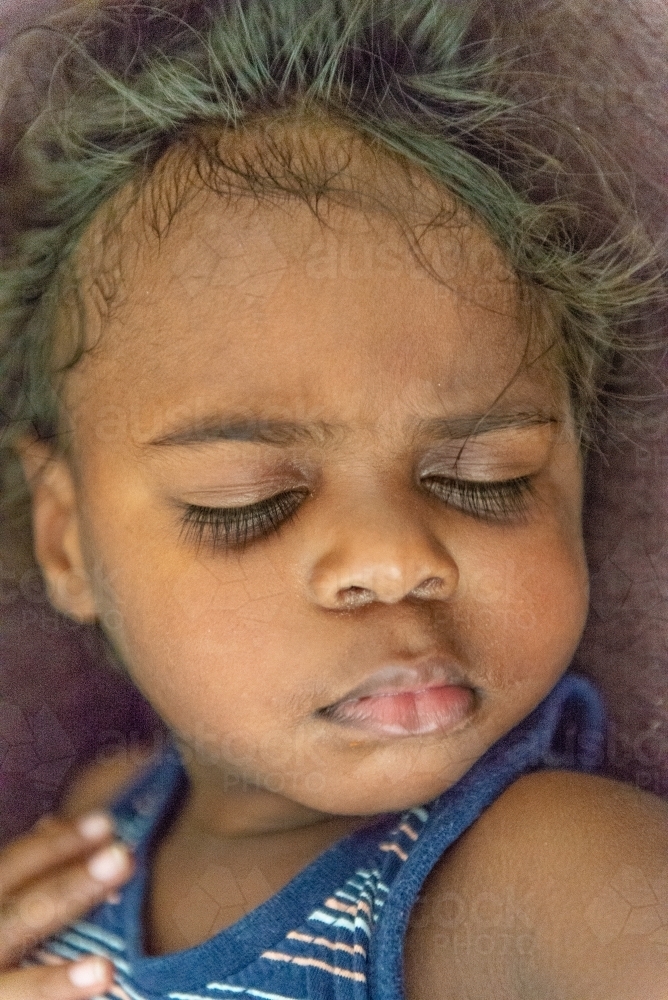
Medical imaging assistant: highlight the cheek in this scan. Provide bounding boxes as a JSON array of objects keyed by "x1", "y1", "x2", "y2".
[
  {"x1": 458, "y1": 525, "x2": 589, "y2": 685},
  {"x1": 88, "y1": 527, "x2": 303, "y2": 713}
]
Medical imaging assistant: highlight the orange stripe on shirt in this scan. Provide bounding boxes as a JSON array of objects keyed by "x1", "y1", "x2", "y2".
[
  {"x1": 322, "y1": 897, "x2": 356, "y2": 915},
  {"x1": 286, "y1": 931, "x2": 366, "y2": 956},
  {"x1": 261, "y1": 951, "x2": 366, "y2": 982},
  {"x1": 323, "y1": 896, "x2": 371, "y2": 918},
  {"x1": 379, "y1": 842, "x2": 408, "y2": 861},
  {"x1": 398, "y1": 822, "x2": 419, "y2": 841}
]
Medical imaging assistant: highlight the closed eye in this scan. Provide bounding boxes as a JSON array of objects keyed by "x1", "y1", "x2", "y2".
[
  {"x1": 178, "y1": 489, "x2": 309, "y2": 552},
  {"x1": 421, "y1": 475, "x2": 534, "y2": 521}
]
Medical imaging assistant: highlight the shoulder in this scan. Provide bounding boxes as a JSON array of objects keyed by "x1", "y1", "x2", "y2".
[
  {"x1": 465, "y1": 768, "x2": 668, "y2": 852},
  {"x1": 58, "y1": 744, "x2": 157, "y2": 818},
  {"x1": 404, "y1": 770, "x2": 668, "y2": 1000}
]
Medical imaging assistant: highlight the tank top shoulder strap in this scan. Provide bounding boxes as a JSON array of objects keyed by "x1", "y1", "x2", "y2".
[{"x1": 109, "y1": 740, "x2": 185, "y2": 852}]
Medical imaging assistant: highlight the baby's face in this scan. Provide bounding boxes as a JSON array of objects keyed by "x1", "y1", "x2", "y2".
[{"x1": 56, "y1": 166, "x2": 588, "y2": 817}]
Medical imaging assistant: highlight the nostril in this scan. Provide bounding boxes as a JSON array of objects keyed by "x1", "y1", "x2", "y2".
[
  {"x1": 337, "y1": 586, "x2": 376, "y2": 608},
  {"x1": 409, "y1": 576, "x2": 445, "y2": 598}
]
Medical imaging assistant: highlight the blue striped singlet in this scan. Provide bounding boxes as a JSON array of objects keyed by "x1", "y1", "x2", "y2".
[{"x1": 32, "y1": 673, "x2": 605, "y2": 1000}]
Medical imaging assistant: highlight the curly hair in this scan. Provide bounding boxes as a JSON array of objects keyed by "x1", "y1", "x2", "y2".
[{"x1": 0, "y1": 0, "x2": 666, "y2": 564}]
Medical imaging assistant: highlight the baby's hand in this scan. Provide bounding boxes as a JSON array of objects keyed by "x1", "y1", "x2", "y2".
[{"x1": 0, "y1": 811, "x2": 133, "y2": 999}]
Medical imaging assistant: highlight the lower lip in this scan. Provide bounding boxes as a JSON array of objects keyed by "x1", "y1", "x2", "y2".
[{"x1": 323, "y1": 685, "x2": 476, "y2": 737}]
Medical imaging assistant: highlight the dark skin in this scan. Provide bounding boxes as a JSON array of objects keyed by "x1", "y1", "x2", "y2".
[
  {"x1": 0, "y1": 736, "x2": 657, "y2": 1000},
  {"x1": 404, "y1": 770, "x2": 668, "y2": 1000},
  {"x1": 146, "y1": 800, "x2": 370, "y2": 954},
  {"x1": 8, "y1": 132, "x2": 668, "y2": 997}
]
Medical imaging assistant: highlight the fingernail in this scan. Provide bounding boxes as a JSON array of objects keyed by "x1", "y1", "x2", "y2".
[
  {"x1": 87, "y1": 843, "x2": 129, "y2": 882},
  {"x1": 68, "y1": 957, "x2": 107, "y2": 987},
  {"x1": 77, "y1": 811, "x2": 114, "y2": 841}
]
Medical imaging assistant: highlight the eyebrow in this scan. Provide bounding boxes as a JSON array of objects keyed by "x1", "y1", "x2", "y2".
[
  {"x1": 416, "y1": 411, "x2": 558, "y2": 440},
  {"x1": 147, "y1": 410, "x2": 557, "y2": 448},
  {"x1": 148, "y1": 416, "x2": 337, "y2": 447}
]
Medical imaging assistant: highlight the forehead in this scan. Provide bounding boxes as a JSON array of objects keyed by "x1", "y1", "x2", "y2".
[{"x1": 59, "y1": 128, "x2": 560, "y2": 443}]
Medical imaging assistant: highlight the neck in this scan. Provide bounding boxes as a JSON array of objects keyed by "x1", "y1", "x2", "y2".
[{"x1": 175, "y1": 740, "x2": 370, "y2": 842}]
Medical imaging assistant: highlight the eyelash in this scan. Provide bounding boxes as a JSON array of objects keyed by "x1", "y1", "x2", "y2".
[
  {"x1": 179, "y1": 490, "x2": 307, "y2": 553},
  {"x1": 421, "y1": 475, "x2": 534, "y2": 521},
  {"x1": 178, "y1": 477, "x2": 534, "y2": 552}
]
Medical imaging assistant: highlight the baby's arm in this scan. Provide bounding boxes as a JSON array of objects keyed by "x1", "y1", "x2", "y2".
[{"x1": 405, "y1": 770, "x2": 668, "y2": 1000}]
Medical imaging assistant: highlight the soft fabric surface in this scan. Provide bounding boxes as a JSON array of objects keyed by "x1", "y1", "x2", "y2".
[{"x1": 0, "y1": 599, "x2": 162, "y2": 843}]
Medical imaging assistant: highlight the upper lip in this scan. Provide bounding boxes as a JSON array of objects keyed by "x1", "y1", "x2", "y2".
[{"x1": 322, "y1": 657, "x2": 471, "y2": 708}]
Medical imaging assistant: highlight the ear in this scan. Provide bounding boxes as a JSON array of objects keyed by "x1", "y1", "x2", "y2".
[{"x1": 14, "y1": 436, "x2": 97, "y2": 623}]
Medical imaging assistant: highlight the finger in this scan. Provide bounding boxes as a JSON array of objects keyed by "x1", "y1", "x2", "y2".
[
  {"x1": 0, "y1": 814, "x2": 115, "y2": 899},
  {"x1": 30, "y1": 815, "x2": 56, "y2": 834},
  {"x1": 0, "y1": 842, "x2": 133, "y2": 969},
  {"x1": 0, "y1": 956, "x2": 113, "y2": 1000}
]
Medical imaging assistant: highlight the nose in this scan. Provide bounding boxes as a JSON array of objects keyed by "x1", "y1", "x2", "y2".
[{"x1": 307, "y1": 499, "x2": 459, "y2": 610}]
